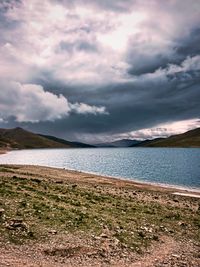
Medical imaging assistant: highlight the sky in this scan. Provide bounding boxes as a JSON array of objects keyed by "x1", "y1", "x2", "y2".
[{"x1": 0, "y1": 0, "x2": 200, "y2": 143}]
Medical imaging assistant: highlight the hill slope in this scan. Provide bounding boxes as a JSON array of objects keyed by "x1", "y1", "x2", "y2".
[
  {"x1": 0, "y1": 128, "x2": 91, "y2": 149},
  {"x1": 132, "y1": 128, "x2": 200, "y2": 148},
  {"x1": 39, "y1": 134, "x2": 95, "y2": 148}
]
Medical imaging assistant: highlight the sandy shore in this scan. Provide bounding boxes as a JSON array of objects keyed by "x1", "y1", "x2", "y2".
[
  {"x1": 15, "y1": 164, "x2": 200, "y2": 196},
  {"x1": 63, "y1": 167, "x2": 200, "y2": 198},
  {"x1": 0, "y1": 164, "x2": 200, "y2": 267},
  {"x1": 1, "y1": 162, "x2": 200, "y2": 196}
]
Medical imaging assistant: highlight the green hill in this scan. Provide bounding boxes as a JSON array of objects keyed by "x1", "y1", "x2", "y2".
[
  {"x1": 0, "y1": 127, "x2": 92, "y2": 149},
  {"x1": 132, "y1": 128, "x2": 200, "y2": 148}
]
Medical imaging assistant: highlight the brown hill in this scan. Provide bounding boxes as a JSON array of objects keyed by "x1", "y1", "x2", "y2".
[
  {"x1": 133, "y1": 128, "x2": 200, "y2": 148},
  {"x1": 0, "y1": 127, "x2": 75, "y2": 149}
]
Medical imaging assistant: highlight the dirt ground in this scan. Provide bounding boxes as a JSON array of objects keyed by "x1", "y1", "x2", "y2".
[{"x1": 0, "y1": 165, "x2": 200, "y2": 267}]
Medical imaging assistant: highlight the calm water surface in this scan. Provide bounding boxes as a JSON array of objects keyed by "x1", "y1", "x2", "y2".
[{"x1": 0, "y1": 148, "x2": 200, "y2": 189}]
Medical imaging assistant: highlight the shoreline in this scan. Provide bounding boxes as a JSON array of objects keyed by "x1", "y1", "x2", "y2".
[
  {"x1": 36, "y1": 166, "x2": 200, "y2": 197},
  {"x1": 59, "y1": 166, "x2": 200, "y2": 195},
  {"x1": 1, "y1": 163, "x2": 200, "y2": 197},
  {"x1": 0, "y1": 148, "x2": 199, "y2": 194}
]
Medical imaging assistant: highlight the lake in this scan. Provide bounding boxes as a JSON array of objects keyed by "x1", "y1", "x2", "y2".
[{"x1": 0, "y1": 148, "x2": 200, "y2": 190}]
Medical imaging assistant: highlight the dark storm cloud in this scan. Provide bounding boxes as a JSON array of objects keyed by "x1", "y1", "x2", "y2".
[
  {"x1": 25, "y1": 63, "x2": 200, "y2": 142},
  {"x1": 176, "y1": 28, "x2": 200, "y2": 58},
  {"x1": 0, "y1": 0, "x2": 200, "y2": 141},
  {"x1": 1, "y1": 66, "x2": 200, "y2": 142},
  {"x1": 127, "y1": 26, "x2": 200, "y2": 76},
  {"x1": 127, "y1": 54, "x2": 170, "y2": 76}
]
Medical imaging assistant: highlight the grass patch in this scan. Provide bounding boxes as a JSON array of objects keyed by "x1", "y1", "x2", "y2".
[{"x1": 0, "y1": 166, "x2": 199, "y2": 250}]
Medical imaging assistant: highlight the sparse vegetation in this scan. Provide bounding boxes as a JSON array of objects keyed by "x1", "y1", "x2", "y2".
[
  {"x1": 0, "y1": 165, "x2": 199, "y2": 246},
  {"x1": 0, "y1": 165, "x2": 199, "y2": 266}
]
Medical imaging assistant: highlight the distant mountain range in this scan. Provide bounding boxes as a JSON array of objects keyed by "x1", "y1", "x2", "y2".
[
  {"x1": 96, "y1": 128, "x2": 200, "y2": 148},
  {"x1": 130, "y1": 128, "x2": 200, "y2": 148},
  {"x1": 0, "y1": 127, "x2": 93, "y2": 149},
  {"x1": 96, "y1": 139, "x2": 141, "y2": 147},
  {"x1": 0, "y1": 127, "x2": 199, "y2": 150}
]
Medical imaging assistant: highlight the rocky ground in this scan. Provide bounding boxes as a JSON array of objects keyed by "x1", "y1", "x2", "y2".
[{"x1": 0, "y1": 165, "x2": 199, "y2": 267}]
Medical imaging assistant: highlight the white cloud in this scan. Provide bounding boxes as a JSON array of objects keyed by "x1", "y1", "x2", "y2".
[
  {"x1": 0, "y1": 82, "x2": 108, "y2": 122},
  {"x1": 0, "y1": 0, "x2": 199, "y2": 138},
  {"x1": 166, "y1": 55, "x2": 200, "y2": 74},
  {"x1": 131, "y1": 54, "x2": 200, "y2": 87},
  {"x1": 0, "y1": 0, "x2": 128, "y2": 85},
  {"x1": 69, "y1": 117, "x2": 200, "y2": 143},
  {"x1": 0, "y1": 0, "x2": 200, "y2": 86},
  {"x1": 70, "y1": 102, "x2": 108, "y2": 115},
  {"x1": 121, "y1": 119, "x2": 200, "y2": 140}
]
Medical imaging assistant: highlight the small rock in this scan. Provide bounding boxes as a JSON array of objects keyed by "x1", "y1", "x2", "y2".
[
  {"x1": 152, "y1": 235, "x2": 159, "y2": 241},
  {"x1": 179, "y1": 261, "x2": 187, "y2": 266},
  {"x1": 6, "y1": 219, "x2": 27, "y2": 230},
  {"x1": 55, "y1": 180, "x2": 63, "y2": 184},
  {"x1": 93, "y1": 236, "x2": 101, "y2": 240},
  {"x1": 0, "y1": 208, "x2": 5, "y2": 216},
  {"x1": 172, "y1": 254, "x2": 180, "y2": 258},
  {"x1": 138, "y1": 231, "x2": 145, "y2": 238},
  {"x1": 48, "y1": 230, "x2": 57, "y2": 235},
  {"x1": 100, "y1": 233, "x2": 109, "y2": 238},
  {"x1": 112, "y1": 237, "x2": 119, "y2": 246},
  {"x1": 178, "y1": 221, "x2": 187, "y2": 227},
  {"x1": 99, "y1": 251, "x2": 106, "y2": 258}
]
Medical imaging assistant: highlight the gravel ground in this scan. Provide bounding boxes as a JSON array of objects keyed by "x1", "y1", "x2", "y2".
[{"x1": 0, "y1": 164, "x2": 199, "y2": 267}]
